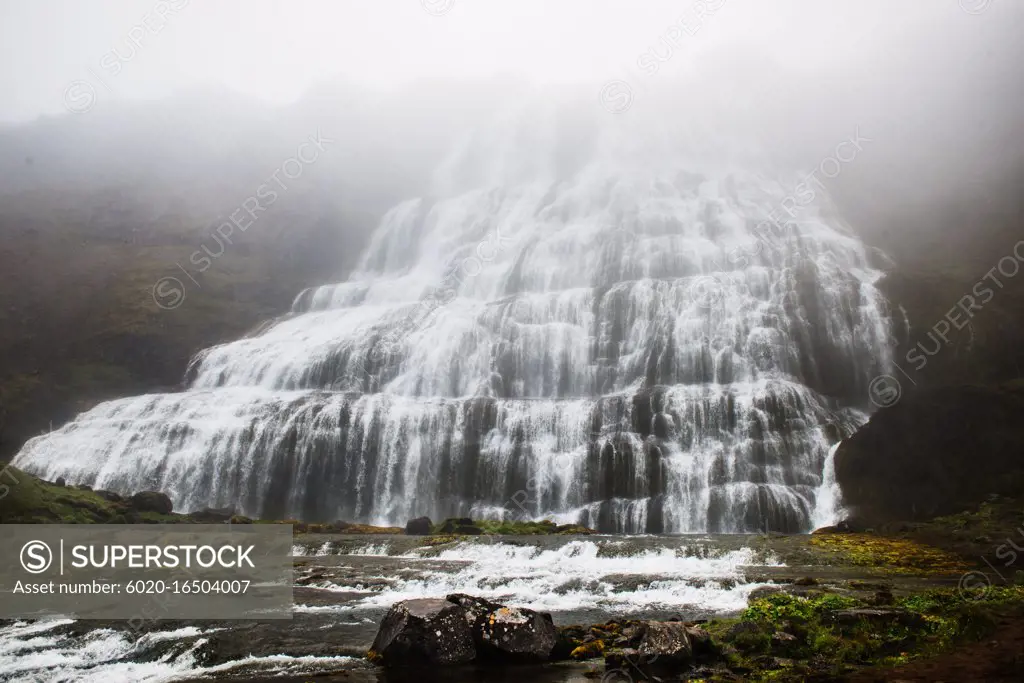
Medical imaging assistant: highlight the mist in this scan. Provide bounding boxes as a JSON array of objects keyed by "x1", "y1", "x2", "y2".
[{"x1": 1, "y1": 1, "x2": 1021, "y2": 259}]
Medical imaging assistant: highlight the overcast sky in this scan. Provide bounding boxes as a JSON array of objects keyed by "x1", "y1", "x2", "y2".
[{"x1": 0, "y1": 0, "x2": 1014, "y2": 124}]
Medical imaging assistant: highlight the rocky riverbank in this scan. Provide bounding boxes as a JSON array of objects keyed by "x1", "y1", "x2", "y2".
[{"x1": 361, "y1": 586, "x2": 1024, "y2": 681}]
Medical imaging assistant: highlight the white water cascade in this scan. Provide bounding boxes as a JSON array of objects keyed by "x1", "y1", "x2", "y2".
[{"x1": 12, "y1": 94, "x2": 893, "y2": 533}]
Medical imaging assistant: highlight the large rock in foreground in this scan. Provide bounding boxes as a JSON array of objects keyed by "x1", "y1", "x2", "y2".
[
  {"x1": 369, "y1": 595, "x2": 557, "y2": 667},
  {"x1": 448, "y1": 594, "x2": 557, "y2": 662},
  {"x1": 404, "y1": 516, "x2": 433, "y2": 535},
  {"x1": 129, "y1": 491, "x2": 173, "y2": 515},
  {"x1": 368, "y1": 598, "x2": 475, "y2": 666},
  {"x1": 604, "y1": 620, "x2": 714, "y2": 676}
]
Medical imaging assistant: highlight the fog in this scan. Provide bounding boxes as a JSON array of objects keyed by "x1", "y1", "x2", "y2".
[{"x1": 1, "y1": 0, "x2": 1022, "y2": 265}]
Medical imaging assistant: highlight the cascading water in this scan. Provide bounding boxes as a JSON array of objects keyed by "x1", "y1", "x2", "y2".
[{"x1": 12, "y1": 94, "x2": 892, "y2": 533}]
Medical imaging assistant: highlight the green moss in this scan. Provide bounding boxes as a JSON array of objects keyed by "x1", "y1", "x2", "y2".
[
  {"x1": 808, "y1": 533, "x2": 969, "y2": 573},
  {"x1": 0, "y1": 464, "x2": 181, "y2": 524},
  {"x1": 743, "y1": 592, "x2": 859, "y2": 624},
  {"x1": 701, "y1": 587, "x2": 1024, "y2": 680}
]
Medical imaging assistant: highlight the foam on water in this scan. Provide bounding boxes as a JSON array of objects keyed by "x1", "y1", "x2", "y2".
[
  {"x1": 303, "y1": 539, "x2": 780, "y2": 614},
  {"x1": 0, "y1": 620, "x2": 357, "y2": 682}
]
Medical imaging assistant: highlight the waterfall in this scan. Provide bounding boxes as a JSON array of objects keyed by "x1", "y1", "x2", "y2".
[
  {"x1": 810, "y1": 442, "x2": 845, "y2": 529},
  {"x1": 12, "y1": 96, "x2": 892, "y2": 533}
]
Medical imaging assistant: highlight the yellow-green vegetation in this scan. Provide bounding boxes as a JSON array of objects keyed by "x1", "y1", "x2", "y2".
[
  {"x1": 700, "y1": 587, "x2": 1024, "y2": 681},
  {"x1": 553, "y1": 621, "x2": 623, "y2": 660},
  {"x1": 569, "y1": 640, "x2": 605, "y2": 659},
  {"x1": 809, "y1": 533, "x2": 969, "y2": 573}
]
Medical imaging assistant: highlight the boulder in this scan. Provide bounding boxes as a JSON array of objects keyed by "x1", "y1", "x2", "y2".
[
  {"x1": 129, "y1": 491, "x2": 173, "y2": 515},
  {"x1": 54, "y1": 477, "x2": 66, "y2": 487},
  {"x1": 604, "y1": 621, "x2": 712, "y2": 675},
  {"x1": 748, "y1": 585, "x2": 785, "y2": 602},
  {"x1": 369, "y1": 598, "x2": 475, "y2": 666},
  {"x1": 770, "y1": 630, "x2": 800, "y2": 654},
  {"x1": 405, "y1": 516, "x2": 433, "y2": 535},
  {"x1": 637, "y1": 621, "x2": 694, "y2": 663},
  {"x1": 447, "y1": 594, "x2": 557, "y2": 662}
]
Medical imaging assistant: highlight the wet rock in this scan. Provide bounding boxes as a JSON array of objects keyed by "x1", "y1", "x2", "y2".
[
  {"x1": 447, "y1": 594, "x2": 557, "y2": 662},
  {"x1": 604, "y1": 621, "x2": 711, "y2": 675},
  {"x1": 229, "y1": 515, "x2": 253, "y2": 524},
  {"x1": 369, "y1": 598, "x2": 475, "y2": 666},
  {"x1": 552, "y1": 624, "x2": 588, "y2": 660},
  {"x1": 447, "y1": 594, "x2": 504, "y2": 622},
  {"x1": 188, "y1": 506, "x2": 235, "y2": 523},
  {"x1": 792, "y1": 576, "x2": 818, "y2": 586},
  {"x1": 637, "y1": 621, "x2": 695, "y2": 663},
  {"x1": 685, "y1": 624, "x2": 713, "y2": 658},
  {"x1": 748, "y1": 585, "x2": 785, "y2": 602},
  {"x1": 54, "y1": 477, "x2": 66, "y2": 487},
  {"x1": 405, "y1": 516, "x2": 433, "y2": 535},
  {"x1": 129, "y1": 491, "x2": 173, "y2": 515},
  {"x1": 770, "y1": 631, "x2": 799, "y2": 653}
]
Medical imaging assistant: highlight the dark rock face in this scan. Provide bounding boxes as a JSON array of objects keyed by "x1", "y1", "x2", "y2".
[
  {"x1": 447, "y1": 594, "x2": 557, "y2": 662},
  {"x1": 95, "y1": 490, "x2": 124, "y2": 503},
  {"x1": 129, "y1": 491, "x2": 174, "y2": 515},
  {"x1": 835, "y1": 384, "x2": 1024, "y2": 523},
  {"x1": 369, "y1": 598, "x2": 476, "y2": 666},
  {"x1": 405, "y1": 516, "x2": 433, "y2": 535},
  {"x1": 54, "y1": 476, "x2": 66, "y2": 487}
]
